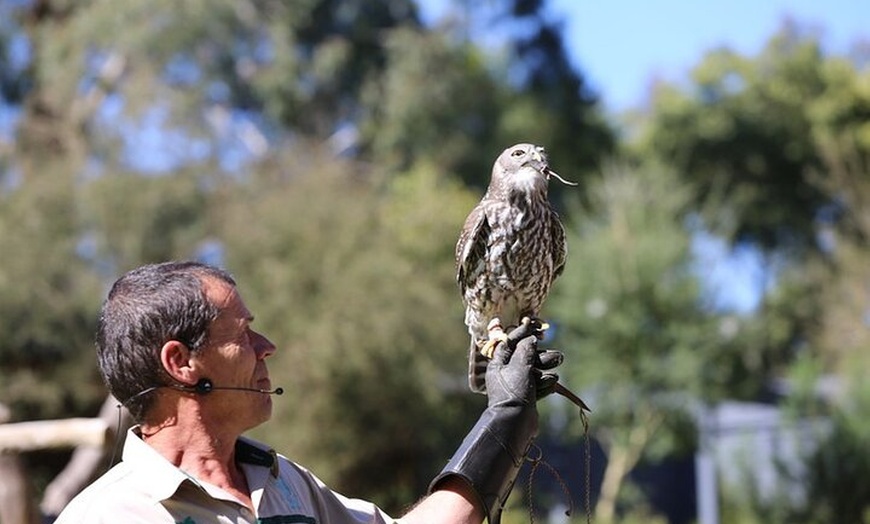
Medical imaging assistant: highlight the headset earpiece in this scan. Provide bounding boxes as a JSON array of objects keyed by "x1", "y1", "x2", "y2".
[{"x1": 194, "y1": 378, "x2": 213, "y2": 394}]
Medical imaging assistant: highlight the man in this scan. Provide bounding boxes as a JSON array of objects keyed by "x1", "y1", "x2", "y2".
[{"x1": 56, "y1": 261, "x2": 563, "y2": 523}]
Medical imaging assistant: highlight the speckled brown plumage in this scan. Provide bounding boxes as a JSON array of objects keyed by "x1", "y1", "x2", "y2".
[{"x1": 456, "y1": 143, "x2": 567, "y2": 393}]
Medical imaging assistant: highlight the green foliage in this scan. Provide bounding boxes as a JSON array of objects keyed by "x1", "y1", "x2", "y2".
[
  {"x1": 636, "y1": 22, "x2": 836, "y2": 254},
  {"x1": 81, "y1": 168, "x2": 211, "y2": 270},
  {"x1": 359, "y1": 28, "x2": 503, "y2": 181},
  {"x1": 0, "y1": 167, "x2": 105, "y2": 420},
  {"x1": 796, "y1": 408, "x2": 870, "y2": 523},
  {"x1": 548, "y1": 163, "x2": 775, "y2": 520},
  {"x1": 722, "y1": 374, "x2": 870, "y2": 524},
  {"x1": 212, "y1": 146, "x2": 482, "y2": 509},
  {"x1": 494, "y1": 0, "x2": 615, "y2": 194},
  {"x1": 553, "y1": 164, "x2": 714, "y2": 408},
  {"x1": 4, "y1": 0, "x2": 869, "y2": 520},
  {"x1": 626, "y1": 29, "x2": 870, "y2": 519}
]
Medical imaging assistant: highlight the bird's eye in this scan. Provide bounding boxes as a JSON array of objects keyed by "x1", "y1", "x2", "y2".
[{"x1": 511, "y1": 149, "x2": 524, "y2": 157}]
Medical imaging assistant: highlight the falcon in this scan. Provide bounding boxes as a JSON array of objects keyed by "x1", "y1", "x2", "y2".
[{"x1": 456, "y1": 143, "x2": 589, "y2": 410}]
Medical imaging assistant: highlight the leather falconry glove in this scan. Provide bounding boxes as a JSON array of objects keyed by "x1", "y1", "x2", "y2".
[{"x1": 429, "y1": 319, "x2": 564, "y2": 523}]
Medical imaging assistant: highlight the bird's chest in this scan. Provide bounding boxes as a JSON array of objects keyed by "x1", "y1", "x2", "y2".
[{"x1": 481, "y1": 203, "x2": 553, "y2": 290}]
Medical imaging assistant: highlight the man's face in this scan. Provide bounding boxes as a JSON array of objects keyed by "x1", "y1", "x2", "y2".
[{"x1": 195, "y1": 277, "x2": 277, "y2": 430}]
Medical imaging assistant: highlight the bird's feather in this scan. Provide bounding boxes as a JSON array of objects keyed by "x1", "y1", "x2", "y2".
[
  {"x1": 456, "y1": 206, "x2": 490, "y2": 295},
  {"x1": 456, "y1": 143, "x2": 569, "y2": 393}
]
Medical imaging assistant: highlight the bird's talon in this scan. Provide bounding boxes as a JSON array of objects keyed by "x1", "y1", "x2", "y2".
[
  {"x1": 480, "y1": 334, "x2": 507, "y2": 359},
  {"x1": 481, "y1": 319, "x2": 509, "y2": 359},
  {"x1": 535, "y1": 322, "x2": 550, "y2": 339},
  {"x1": 523, "y1": 317, "x2": 549, "y2": 335},
  {"x1": 480, "y1": 341, "x2": 497, "y2": 359}
]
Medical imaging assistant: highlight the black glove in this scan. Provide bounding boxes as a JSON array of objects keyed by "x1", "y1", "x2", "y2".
[
  {"x1": 486, "y1": 317, "x2": 563, "y2": 408},
  {"x1": 429, "y1": 320, "x2": 564, "y2": 523}
]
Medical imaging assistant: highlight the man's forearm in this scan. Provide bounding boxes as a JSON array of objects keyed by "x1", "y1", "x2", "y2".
[
  {"x1": 413, "y1": 324, "x2": 555, "y2": 524},
  {"x1": 402, "y1": 477, "x2": 483, "y2": 524},
  {"x1": 427, "y1": 404, "x2": 536, "y2": 524}
]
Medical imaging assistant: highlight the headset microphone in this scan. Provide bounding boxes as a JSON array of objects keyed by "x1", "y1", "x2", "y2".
[
  {"x1": 111, "y1": 379, "x2": 283, "y2": 474},
  {"x1": 193, "y1": 378, "x2": 284, "y2": 395},
  {"x1": 123, "y1": 378, "x2": 284, "y2": 407}
]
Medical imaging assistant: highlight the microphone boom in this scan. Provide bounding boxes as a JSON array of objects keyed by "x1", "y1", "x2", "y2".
[{"x1": 207, "y1": 385, "x2": 284, "y2": 395}]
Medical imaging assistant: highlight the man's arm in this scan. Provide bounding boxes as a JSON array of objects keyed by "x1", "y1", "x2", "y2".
[
  {"x1": 406, "y1": 320, "x2": 562, "y2": 524},
  {"x1": 401, "y1": 477, "x2": 483, "y2": 524}
]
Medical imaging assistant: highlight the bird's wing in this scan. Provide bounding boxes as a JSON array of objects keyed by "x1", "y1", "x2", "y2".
[
  {"x1": 455, "y1": 204, "x2": 491, "y2": 296},
  {"x1": 551, "y1": 208, "x2": 567, "y2": 279}
]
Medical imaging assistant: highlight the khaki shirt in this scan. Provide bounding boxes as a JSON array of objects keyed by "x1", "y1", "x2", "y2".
[{"x1": 56, "y1": 427, "x2": 398, "y2": 523}]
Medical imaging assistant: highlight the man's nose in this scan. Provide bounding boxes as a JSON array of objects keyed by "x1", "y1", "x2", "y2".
[{"x1": 251, "y1": 330, "x2": 277, "y2": 358}]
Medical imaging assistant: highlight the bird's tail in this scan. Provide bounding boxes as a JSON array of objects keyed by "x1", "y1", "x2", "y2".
[{"x1": 468, "y1": 338, "x2": 488, "y2": 394}]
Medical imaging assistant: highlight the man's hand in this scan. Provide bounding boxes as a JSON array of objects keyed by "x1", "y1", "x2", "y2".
[
  {"x1": 487, "y1": 319, "x2": 564, "y2": 407},
  {"x1": 428, "y1": 319, "x2": 567, "y2": 524}
]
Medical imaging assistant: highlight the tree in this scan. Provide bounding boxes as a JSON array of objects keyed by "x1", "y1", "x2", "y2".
[
  {"x1": 631, "y1": 20, "x2": 870, "y2": 521},
  {"x1": 636, "y1": 21, "x2": 830, "y2": 255},
  {"x1": 0, "y1": 0, "x2": 111, "y2": 423},
  {"x1": 804, "y1": 46, "x2": 870, "y2": 369},
  {"x1": 549, "y1": 164, "x2": 763, "y2": 522},
  {"x1": 357, "y1": 27, "x2": 505, "y2": 180},
  {"x1": 0, "y1": 0, "x2": 615, "y2": 514},
  {"x1": 635, "y1": 20, "x2": 870, "y2": 371},
  {"x1": 212, "y1": 146, "x2": 483, "y2": 509},
  {"x1": 418, "y1": 0, "x2": 615, "y2": 192}
]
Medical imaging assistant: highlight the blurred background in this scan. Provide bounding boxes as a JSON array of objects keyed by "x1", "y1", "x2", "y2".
[{"x1": 0, "y1": 0, "x2": 868, "y2": 522}]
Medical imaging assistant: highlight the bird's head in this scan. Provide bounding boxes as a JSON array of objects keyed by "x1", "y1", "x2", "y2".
[{"x1": 491, "y1": 143, "x2": 577, "y2": 196}]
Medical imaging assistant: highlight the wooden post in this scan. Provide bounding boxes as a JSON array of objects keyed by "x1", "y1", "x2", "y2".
[
  {"x1": 40, "y1": 396, "x2": 132, "y2": 517},
  {"x1": 0, "y1": 403, "x2": 38, "y2": 524},
  {"x1": 0, "y1": 418, "x2": 109, "y2": 453},
  {"x1": 0, "y1": 397, "x2": 124, "y2": 522}
]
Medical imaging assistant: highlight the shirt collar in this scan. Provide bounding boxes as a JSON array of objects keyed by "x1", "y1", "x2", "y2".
[
  {"x1": 120, "y1": 427, "x2": 280, "y2": 502},
  {"x1": 234, "y1": 437, "x2": 278, "y2": 475},
  {"x1": 121, "y1": 426, "x2": 200, "y2": 501},
  {"x1": 235, "y1": 436, "x2": 281, "y2": 510}
]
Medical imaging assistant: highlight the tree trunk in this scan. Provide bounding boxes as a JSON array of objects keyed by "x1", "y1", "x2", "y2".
[
  {"x1": 0, "y1": 454, "x2": 38, "y2": 524},
  {"x1": 0, "y1": 403, "x2": 38, "y2": 524},
  {"x1": 40, "y1": 396, "x2": 133, "y2": 517},
  {"x1": 595, "y1": 410, "x2": 664, "y2": 523}
]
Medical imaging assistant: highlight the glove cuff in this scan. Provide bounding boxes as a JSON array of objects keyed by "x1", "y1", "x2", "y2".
[{"x1": 428, "y1": 405, "x2": 537, "y2": 524}]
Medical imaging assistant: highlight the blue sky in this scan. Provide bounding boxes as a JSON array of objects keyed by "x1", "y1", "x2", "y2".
[
  {"x1": 549, "y1": 0, "x2": 870, "y2": 111},
  {"x1": 421, "y1": 1, "x2": 869, "y2": 312},
  {"x1": 421, "y1": 1, "x2": 870, "y2": 112},
  {"x1": 544, "y1": 0, "x2": 868, "y2": 310}
]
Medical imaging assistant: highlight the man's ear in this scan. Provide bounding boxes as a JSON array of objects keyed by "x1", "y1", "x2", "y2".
[{"x1": 160, "y1": 340, "x2": 196, "y2": 386}]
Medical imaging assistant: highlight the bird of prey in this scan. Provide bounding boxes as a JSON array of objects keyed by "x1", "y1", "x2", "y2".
[{"x1": 456, "y1": 143, "x2": 589, "y2": 411}]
